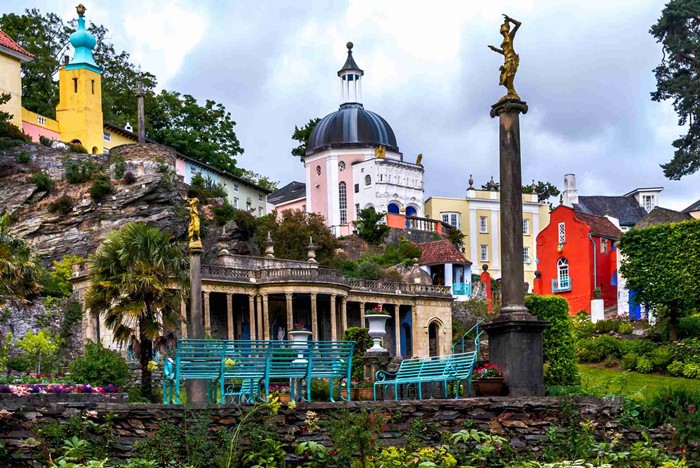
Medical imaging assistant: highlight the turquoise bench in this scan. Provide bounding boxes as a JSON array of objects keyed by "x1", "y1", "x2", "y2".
[
  {"x1": 308, "y1": 341, "x2": 354, "y2": 402},
  {"x1": 450, "y1": 351, "x2": 478, "y2": 398},
  {"x1": 220, "y1": 340, "x2": 270, "y2": 404},
  {"x1": 162, "y1": 339, "x2": 226, "y2": 404}
]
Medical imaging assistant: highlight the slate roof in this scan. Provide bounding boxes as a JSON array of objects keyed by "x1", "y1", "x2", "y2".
[
  {"x1": 575, "y1": 195, "x2": 648, "y2": 227},
  {"x1": 0, "y1": 30, "x2": 33, "y2": 59},
  {"x1": 683, "y1": 198, "x2": 700, "y2": 214},
  {"x1": 268, "y1": 181, "x2": 306, "y2": 205},
  {"x1": 635, "y1": 206, "x2": 692, "y2": 229},
  {"x1": 417, "y1": 240, "x2": 471, "y2": 266},
  {"x1": 573, "y1": 211, "x2": 622, "y2": 239}
]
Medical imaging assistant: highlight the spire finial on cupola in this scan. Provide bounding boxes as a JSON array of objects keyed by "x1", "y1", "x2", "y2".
[
  {"x1": 337, "y1": 42, "x2": 364, "y2": 105},
  {"x1": 67, "y1": 4, "x2": 101, "y2": 74}
]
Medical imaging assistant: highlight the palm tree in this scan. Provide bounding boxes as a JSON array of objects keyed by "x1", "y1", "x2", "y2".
[
  {"x1": 0, "y1": 213, "x2": 40, "y2": 298},
  {"x1": 85, "y1": 222, "x2": 188, "y2": 400}
]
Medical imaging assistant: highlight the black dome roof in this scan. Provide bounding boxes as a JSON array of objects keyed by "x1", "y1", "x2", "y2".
[{"x1": 306, "y1": 103, "x2": 399, "y2": 156}]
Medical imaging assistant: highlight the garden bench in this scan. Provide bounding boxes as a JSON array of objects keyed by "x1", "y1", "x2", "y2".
[
  {"x1": 373, "y1": 355, "x2": 454, "y2": 401},
  {"x1": 219, "y1": 340, "x2": 271, "y2": 404},
  {"x1": 448, "y1": 351, "x2": 478, "y2": 398},
  {"x1": 308, "y1": 341, "x2": 355, "y2": 402},
  {"x1": 162, "y1": 339, "x2": 226, "y2": 404}
]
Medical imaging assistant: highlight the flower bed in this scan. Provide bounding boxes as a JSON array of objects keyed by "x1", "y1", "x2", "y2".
[{"x1": 0, "y1": 383, "x2": 121, "y2": 395}]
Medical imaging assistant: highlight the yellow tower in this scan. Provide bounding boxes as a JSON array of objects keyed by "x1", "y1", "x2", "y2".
[{"x1": 55, "y1": 4, "x2": 103, "y2": 154}]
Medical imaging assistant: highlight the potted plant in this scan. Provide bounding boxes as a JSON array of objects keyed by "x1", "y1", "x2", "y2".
[
  {"x1": 356, "y1": 378, "x2": 374, "y2": 401},
  {"x1": 270, "y1": 383, "x2": 292, "y2": 403},
  {"x1": 365, "y1": 305, "x2": 391, "y2": 353},
  {"x1": 593, "y1": 287, "x2": 602, "y2": 300},
  {"x1": 341, "y1": 378, "x2": 358, "y2": 401},
  {"x1": 289, "y1": 323, "x2": 312, "y2": 362},
  {"x1": 473, "y1": 363, "x2": 505, "y2": 396}
]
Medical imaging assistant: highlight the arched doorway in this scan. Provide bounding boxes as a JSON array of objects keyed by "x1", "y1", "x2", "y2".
[
  {"x1": 428, "y1": 321, "x2": 440, "y2": 357},
  {"x1": 400, "y1": 323, "x2": 412, "y2": 358},
  {"x1": 387, "y1": 202, "x2": 400, "y2": 214},
  {"x1": 91, "y1": 146, "x2": 98, "y2": 154},
  {"x1": 406, "y1": 205, "x2": 417, "y2": 216}
]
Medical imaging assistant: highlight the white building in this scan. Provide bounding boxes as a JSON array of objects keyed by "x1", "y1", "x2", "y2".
[{"x1": 302, "y1": 43, "x2": 424, "y2": 235}]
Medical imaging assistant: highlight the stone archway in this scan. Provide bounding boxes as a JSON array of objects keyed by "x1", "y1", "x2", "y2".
[{"x1": 428, "y1": 320, "x2": 441, "y2": 357}]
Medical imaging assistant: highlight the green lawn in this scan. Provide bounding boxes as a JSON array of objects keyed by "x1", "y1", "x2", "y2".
[{"x1": 577, "y1": 364, "x2": 700, "y2": 397}]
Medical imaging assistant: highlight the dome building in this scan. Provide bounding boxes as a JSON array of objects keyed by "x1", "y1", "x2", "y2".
[{"x1": 303, "y1": 43, "x2": 425, "y2": 236}]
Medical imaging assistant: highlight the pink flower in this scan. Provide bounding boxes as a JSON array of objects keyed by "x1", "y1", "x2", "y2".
[{"x1": 9, "y1": 385, "x2": 31, "y2": 397}]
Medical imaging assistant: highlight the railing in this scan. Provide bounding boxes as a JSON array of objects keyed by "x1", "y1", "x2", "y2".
[
  {"x1": 347, "y1": 279, "x2": 451, "y2": 296},
  {"x1": 452, "y1": 282, "x2": 472, "y2": 296},
  {"x1": 405, "y1": 215, "x2": 440, "y2": 233},
  {"x1": 201, "y1": 265, "x2": 255, "y2": 280},
  {"x1": 260, "y1": 267, "x2": 347, "y2": 284},
  {"x1": 452, "y1": 317, "x2": 487, "y2": 355},
  {"x1": 552, "y1": 278, "x2": 572, "y2": 293}
]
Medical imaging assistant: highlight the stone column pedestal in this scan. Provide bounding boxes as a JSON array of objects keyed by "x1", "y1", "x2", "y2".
[
  {"x1": 187, "y1": 245, "x2": 207, "y2": 404},
  {"x1": 483, "y1": 318, "x2": 548, "y2": 396},
  {"x1": 363, "y1": 350, "x2": 390, "y2": 381}
]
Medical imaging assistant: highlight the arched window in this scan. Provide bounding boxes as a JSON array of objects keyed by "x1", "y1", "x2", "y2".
[
  {"x1": 387, "y1": 203, "x2": 400, "y2": 214},
  {"x1": 556, "y1": 258, "x2": 570, "y2": 291},
  {"x1": 406, "y1": 205, "x2": 417, "y2": 216},
  {"x1": 365, "y1": 175, "x2": 372, "y2": 186},
  {"x1": 339, "y1": 182, "x2": 347, "y2": 224}
]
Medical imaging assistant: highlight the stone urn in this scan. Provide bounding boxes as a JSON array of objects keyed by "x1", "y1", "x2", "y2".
[
  {"x1": 365, "y1": 314, "x2": 391, "y2": 352},
  {"x1": 288, "y1": 330, "x2": 312, "y2": 362}
]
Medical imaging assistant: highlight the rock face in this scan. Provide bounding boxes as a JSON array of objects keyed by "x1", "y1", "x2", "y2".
[{"x1": 0, "y1": 143, "x2": 190, "y2": 262}]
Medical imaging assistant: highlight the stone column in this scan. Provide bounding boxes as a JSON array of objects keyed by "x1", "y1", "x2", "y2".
[
  {"x1": 483, "y1": 98, "x2": 548, "y2": 397},
  {"x1": 262, "y1": 295, "x2": 270, "y2": 340},
  {"x1": 135, "y1": 81, "x2": 146, "y2": 144},
  {"x1": 203, "y1": 292, "x2": 211, "y2": 337},
  {"x1": 330, "y1": 294, "x2": 338, "y2": 340},
  {"x1": 248, "y1": 295, "x2": 256, "y2": 340},
  {"x1": 226, "y1": 293, "x2": 234, "y2": 340},
  {"x1": 341, "y1": 296, "x2": 348, "y2": 335},
  {"x1": 310, "y1": 293, "x2": 318, "y2": 341},
  {"x1": 180, "y1": 299, "x2": 187, "y2": 338},
  {"x1": 359, "y1": 301, "x2": 366, "y2": 326},
  {"x1": 285, "y1": 293, "x2": 294, "y2": 332},
  {"x1": 394, "y1": 304, "x2": 401, "y2": 357},
  {"x1": 188, "y1": 240, "x2": 206, "y2": 403},
  {"x1": 256, "y1": 295, "x2": 263, "y2": 340}
]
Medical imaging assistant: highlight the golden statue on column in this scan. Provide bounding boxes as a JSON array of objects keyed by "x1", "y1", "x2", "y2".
[
  {"x1": 187, "y1": 198, "x2": 202, "y2": 249},
  {"x1": 488, "y1": 14, "x2": 522, "y2": 102}
]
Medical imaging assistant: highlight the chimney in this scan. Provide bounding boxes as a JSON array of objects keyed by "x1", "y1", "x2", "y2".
[{"x1": 562, "y1": 174, "x2": 578, "y2": 207}]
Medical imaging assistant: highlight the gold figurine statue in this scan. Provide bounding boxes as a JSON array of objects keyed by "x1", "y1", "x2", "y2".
[
  {"x1": 374, "y1": 145, "x2": 386, "y2": 159},
  {"x1": 188, "y1": 198, "x2": 202, "y2": 249},
  {"x1": 488, "y1": 14, "x2": 522, "y2": 102}
]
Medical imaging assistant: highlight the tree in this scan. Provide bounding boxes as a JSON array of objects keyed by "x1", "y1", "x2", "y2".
[
  {"x1": 522, "y1": 180, "x2": 561, "y2": 203},
  {"x1": 0, "y1": 213, "x2": 40, "y2": 298},
  {"x1": 354, "y1": 208, "x2": 389, "y2": 245},
  {"x1": 256, "y1": 210, "x2": 339, "y2": 265},
  {"x1": 84, "y1": 222, "x2": 188, "y2": 400},
  {"x1": 17, "y1": 330, "x2": 58, "y2": 374},
  {"x1": 619, "y1": 219, "x2": 700, "y2": 341},
  {"x1": 291, "y1": 117, "x2": 321, "y2": 160},
  {"x1": 650, "y1": 0, "x2": 700, "y2": 179}
]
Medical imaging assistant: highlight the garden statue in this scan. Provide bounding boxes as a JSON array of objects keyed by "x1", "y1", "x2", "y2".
[
  {"x1": 488, "y1": 14, "x2": 522, "y2": 101},
  {"x1": 187, "y1": 198, "x2": 202, "y2": 249}
]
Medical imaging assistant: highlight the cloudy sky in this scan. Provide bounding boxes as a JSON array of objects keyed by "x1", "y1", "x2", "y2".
[{"x1": 7, "y1": 0, "x2": 699, "y2": 210}]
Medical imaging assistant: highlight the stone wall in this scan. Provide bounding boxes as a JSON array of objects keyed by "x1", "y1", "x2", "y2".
[{"x1": 0, "y1": 397, "x2": 671, "y2": 466}]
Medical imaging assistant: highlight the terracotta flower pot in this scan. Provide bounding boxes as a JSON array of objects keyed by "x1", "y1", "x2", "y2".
[
  {"x1": 357, "y1": 387, "x2": 374, "y2": 401},
  {"x1": 477, "y1": 377, "x2": 504, "y2": 396},
  {"x1": 277, "y1": 392, "x2": 292, "y2": 403},
  {"x1": 341, "y1": 388, "x2": 359, "y2": 400}
]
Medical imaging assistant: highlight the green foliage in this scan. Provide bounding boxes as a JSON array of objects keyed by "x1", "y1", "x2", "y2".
[
  {"x1": 291, "y1": 117, "x2": 321, "y2": 159},
  {"x1": 619, "y1": 220, "x2": 700, "y2": 340},
  {"x1": 213, "y1": 200, "x2": 235, "y2": 225},
  {"x1": 69, "y1": 341, "x2": 130, "y2": 386},
  {"x1": 112, "y1": 157, "x2": 125, "y2": 179},
  {"x1": 526, "y1": 295, "x2": 580, "y2": 386},
  {"x1": 17, "y1": 329, "x2": 58, "y2": 373},
  {"x1": 237, "y1": 168, "x2": 279, "y2": 192},
  {"x1": 123, "y1": 171, "x2": 136, "y2": 185},
  {"x1": 354, "y1": 207, "x2": 389, "y2": 245},
  {"x1": 31, "y1": 171, "x2": 55, "y2": 191},
  {"x1": 64, "y1": 159, "x2": 100, "y2": 184},
  {"x1": 683, "y1": 362, "x2": 700, "y2": 379},
  {"x1": 0, "y1": 93, "x2": 31, "y2": 144},
  {"x1": 256, "y1": 210, "x2": 339, "y2": 265},
  {"x1": 343, "y1": 327, "x2": 372, "y2": 380},
  {"x1": 18, "y1": 151, "x2": 31, "y2": 164},
  {"x1": 41, "y1": 254, "x2": 84, "y2": 298},
  {"x1": 447, "y1": 227, "x2": 465, "y2": 250},
  {"x1": 383, "y1": 236, "x2": 421, "y2": 265},
  {"x1": 355, "y1": 258, "x2": 382, "y2": 279},
  {"x1": 621, "y1": 352, "x2": 639, "y2": 371},
  {"x1": 186, "y1": 173, "x2": 228, "y2": 204},
  {"x1": 89, "y1": 175, "x2": 113, "y2": 202},
  {"x1": 679, "y1": 315, "x2": 700, "y2": 339},
  {"x1": 644, "y1": 386, "x2": 700, "y2": 459},
  {"x1": 636, "y1": 356, "x2": 654, "y2": 374},
  {"x1": 68, "y1": 142, "x2": 89, "y2": 154},
  {"x1": 60, "y1": 300, "x2": 82, "y2": 341},
  {"x1": 328, "y1": 409, "x2": 384, "y2": 466},
  {"x1": 6, "y1": 354, "x2": 32, "y2": 372},
  {"x1": 48, "y1": 194, "x2": 74, "y2": 216},
  {"x1": 650, "y1": 0, "x2": 700, "y2": 179},
  {"x1": 651, "y1": 345, "x2": 675, "y2": 369},
  {"x1": 0, "y1": 212, "x2": 41, "y2": 297},
  {"x1": 668, "y1": 360, "x2": 685, "y2": 376},
  {"x1": 39, "y1": 135, "x2": 53, "y2": 147},
  {"x1": 577, "y1": 335, "x2": 624, "y2": 362},
  {"x1": 85, "y1": 222, "x2": 188, "y2": 400}
]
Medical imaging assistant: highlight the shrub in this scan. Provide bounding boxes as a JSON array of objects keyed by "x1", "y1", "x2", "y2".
[
  {"x1": 626, "y1": 339, "x2": 658, "y2": 356},
  {"x1": 89, "y1": 175, "x2": 113, "y2": 202},
  {"x1": 618, "y1": 321, "x2": 634, "y2": 334},
  {"x1": 0, "y1": 120, "x2": 30, "y2": 142},
  {"x1": 667, "y1": 360, "x2": 685, "y2": 376},
  {"x1": 679, "y1": 315, "x2": 700, "y2": 339},
  {"x1": 17, "y1": 151, "x2": 30, "y2": 163},
  {"x1": 64, "y1": 159, "x2": 101, "y2": 184},
  {"x1": 17, "y1": 329, "x2": 58, "y2": 374},
  {"x1": 651, "y1": 345, "x2": 675, "y2": 369},
  {"x1": 48, "y1": 194, "x2": 74, "y2": 215},
  {"x1": 112, "y1": 157, "x2": 125, "y2": 179},
  {"x1": 6, "y1": 354, "x2": 32, "y2": 372},
  {"x1": 643, "y1": 386, "x2": 700, "y2": 457},
  {"x1": 123, "y1": 171, "x2": 136, "y2": 184},
  {"x1": 621, "y1": 352, "x2": 638, "y2": 371},
  {"x1": 636, "y1": 356, "x2": 654, "y2": 373},
  {"x1": 594, "y1": 319, "x2": 623, "y2": 333},
  {"x1": 186, "y1": 173, "x2": 227, "y2": 203},
  {"x1": 572, "y1": 313, "x2": 595, "y2": 340},
  {"x1": 356, "y1": 259, "x2": 382, "y2": 280},
  {"x1": 67, "y1": 142, "x2": 88, "y2": 154},
  {"x1": 603, "y1": 355, "x2": 618, "y2": 368},
  {"x1": 39, "y1": 135, "x2": 53, "y2": 147},
  {"x1": 213, "y1": 200, "x2": 235, "y2": 225},
  {"x1": 343, "y1": 327, "x2": 372, "y2": 380},
  {"x1": 683, "y1": 362, "x2": 700, "y2": 379},
  {"x1": 31, "y1": 171, "x2": 54, "y2": 191},
  {"x1": 69, "y1": 341, "x2": 130, "y2": 386},
  {"x1": 577, "y1": 335, "x2": 623, "y2": 362},
  {"x1": 525, "y1": 295, "x2": 580, "y2": 386}
]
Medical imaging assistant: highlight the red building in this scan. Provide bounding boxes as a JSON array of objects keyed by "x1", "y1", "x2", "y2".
[{"x1": 533, "y1": 205, "x2": 621, "y2": 315}]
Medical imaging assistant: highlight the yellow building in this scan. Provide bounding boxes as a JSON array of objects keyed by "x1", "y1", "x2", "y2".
[
  {"x1": 425, "y1": 181, "x2": 550, "y2": 288},
  {"x1": 0, "y1": 30, "x2": 34, "y2": 128}
]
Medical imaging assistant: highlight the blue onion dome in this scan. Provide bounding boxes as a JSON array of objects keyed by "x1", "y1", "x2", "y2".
[
  {"x1": 67, "y1": 4, "x2": 100, "y2": 73},
  {"x1": 306, "y1": 103, "x2": 399, "y2": 156}
]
